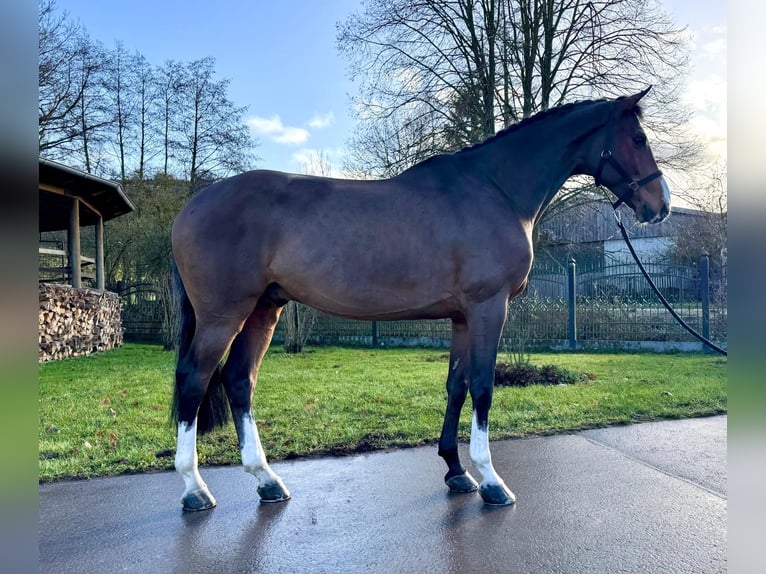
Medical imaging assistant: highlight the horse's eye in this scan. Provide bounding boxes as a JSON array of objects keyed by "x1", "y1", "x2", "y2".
[{"x1": 633, "y1": 135, "x2": 647, "y2": 148}]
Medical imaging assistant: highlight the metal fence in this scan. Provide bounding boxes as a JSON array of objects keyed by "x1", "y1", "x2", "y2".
[
  {"x1": 272, "y1": 254, "x2": 727, "y2": 352},
  {"x1": 119, "y1": 283, "x2": 166, "y2": 342},
  {"x1": 120, "y1": 254, "x2": 727, "y2": 352}
]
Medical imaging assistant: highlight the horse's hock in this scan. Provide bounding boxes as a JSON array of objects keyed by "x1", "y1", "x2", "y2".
[{"x1": 39, "y1": 283, "x2": 124, "y2": 362}]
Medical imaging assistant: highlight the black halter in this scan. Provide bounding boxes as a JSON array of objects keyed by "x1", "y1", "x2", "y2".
[{"x1": 594, "y1": 105, "x2": 663, "y2": 209}]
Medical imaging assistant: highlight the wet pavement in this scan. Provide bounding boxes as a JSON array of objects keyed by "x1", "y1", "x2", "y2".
[{"x1": 39, "y1": 415, "x2": 726, "y2": 574}]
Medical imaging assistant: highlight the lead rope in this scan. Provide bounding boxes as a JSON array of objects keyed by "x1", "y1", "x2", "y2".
[{"x1": 612, "y1": 208, "x2": 727, "y2": 356}]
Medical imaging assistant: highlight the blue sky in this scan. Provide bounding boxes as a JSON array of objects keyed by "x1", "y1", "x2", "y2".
[{"x1": 54, "y1": 0, "x2": 726, "y2": 182}]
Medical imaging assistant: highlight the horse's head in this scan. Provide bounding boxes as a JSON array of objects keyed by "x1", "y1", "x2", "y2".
[{"x1": 594, "y1": 87, "x2": 670, "y2": 224}]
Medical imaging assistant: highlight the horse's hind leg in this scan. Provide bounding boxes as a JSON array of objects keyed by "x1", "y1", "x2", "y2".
[
  {"x1": 438, "y1": 320, "x2": 479, "y2": 493},
  {"x1": 222, "y1": 300, "x2": 290, "y2": 503},
  {"x1": 175, "y1": 419, "x2": 213, "y2": 511},
  {"x1": 175, "y1": 319, "x2": 241, "y2": 511}
]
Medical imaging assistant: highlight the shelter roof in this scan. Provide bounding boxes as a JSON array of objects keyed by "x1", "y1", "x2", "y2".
[{"x1": 39, "y1": 158, "x2": 135, "y2": 232}]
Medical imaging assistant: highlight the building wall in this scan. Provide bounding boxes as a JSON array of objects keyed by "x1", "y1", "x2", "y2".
[{"x1": 604, "y1": 237, "x2": 673, "y2": 265}]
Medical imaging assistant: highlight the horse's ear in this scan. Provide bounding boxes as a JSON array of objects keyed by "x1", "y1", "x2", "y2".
[
  {"x1": 634, "y1": 86, "x2": 652, "y2": 101},
  {"x1": 620, "y1": 86, "x2": 652, "y2": 109}
]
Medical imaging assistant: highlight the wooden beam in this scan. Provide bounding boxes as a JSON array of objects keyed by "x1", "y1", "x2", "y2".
[
  {"x1": 68, "y1": 198, "x2": 81, "y2": 288},
  {"x1": 96, "y1": 216, "x2": 105, "y2": 290},
  {"x1": 38, "y1": 247, "x2": 67, "y2": 256},
  {"x1": 40, "y1": 183, "x2": 103, "y2": 219},
  {"x1": 39, "y1": 182, "x2": 66, "y2": 194}
]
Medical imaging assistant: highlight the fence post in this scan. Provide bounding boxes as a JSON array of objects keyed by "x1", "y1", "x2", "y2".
[
  {"x1": 700, "y1": 251, "x2": 710, "y2": 351},
  {"x1": 371, "y1": 321, "x2": 378, "y2": 347},
  {"x1": 568, "y1": 257, "x2": 577, "y2": 350}
]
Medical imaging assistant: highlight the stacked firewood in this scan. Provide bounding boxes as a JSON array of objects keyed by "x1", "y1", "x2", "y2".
[{"x1": 39, "y1": 284, "x2": 124, "y2": 362}]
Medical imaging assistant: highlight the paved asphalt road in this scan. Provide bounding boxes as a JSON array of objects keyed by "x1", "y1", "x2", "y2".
[{"x1": 39, "y1": 415, "x2": 726, "y2": 574}]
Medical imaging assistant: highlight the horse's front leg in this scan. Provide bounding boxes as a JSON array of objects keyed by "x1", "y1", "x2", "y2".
[
  {"x1": 438, "y1": 320, "x2": 479, "y2": 493},
  {"x1": 469, "y1": 410, "x2": 515, "y2": 506},
  {"x1": 467, "y1": 296, "x2": 516, "y2": 506}
]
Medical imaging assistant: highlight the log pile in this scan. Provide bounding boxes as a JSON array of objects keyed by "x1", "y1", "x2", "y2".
[{"x1": 39, "y1": 283, "x2": 124, "y2": 362}]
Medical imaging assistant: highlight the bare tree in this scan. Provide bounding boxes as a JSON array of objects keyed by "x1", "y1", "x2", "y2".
[
  {"x1": 39, "y1": 1, "x2": 114, "y2": 174},
  {"x1": 343, "y1": 102, "x2": 446, "y2": 178},
  {"x1": 38, "y1": 0, "x2": 86, "y2": 156},
  {"x1": 73, "y1": 35, "x2": 113, "y2": 174},
  {"x1": 173, "y1": 57, "x2": 257, "y2": 192},
  {"x1": 104, "y1": 41, "x2": 136, "y2": 182},
  {"x1": 667, "y1": 161, "x2": 727, "y2": 270},
  {"x1": 131, "y1": 52, "x2": 159, "y2": 180},
  {"x1": 338, "y1": 0, "x2": 699, "y2": 186},
  {"x1": 154, "y1": 59, "x2": 186, "y2": 177},
  {"x1": 297, "y1": 149, "x2": 335, "y2": 178},
  {"x1": 103, "y1": 43, "x2": 162, "y2": 182},
  {"x1": 40, "y1": 1, "x2": 258, "y2": 185}
]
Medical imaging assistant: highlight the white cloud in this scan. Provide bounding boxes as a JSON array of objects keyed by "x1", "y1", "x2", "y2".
[
  {"x1": 684, "y1": 75, "x2": 726, "y2": 109},
  {"x1": 274, "y1": 126, "x2": 310, "y2": 145},
  {"x1": 307, "y1": 111, "x2": 335, "y2": 129},
  {"x1": 680, "y1": 22, "x2": 727, "y2": 164},
  {"x1": 247, "y1": 114, "x2": 309, "y2": 145},
  {"x1": 703, "y1": 36, "x2": 726, "y2": 57},
  {"x1": 247, "y1": 115, "x2": 283, "y2": 135},
  {"x1": 682, "y1": 74, "x2": 727, "y2": 161}
]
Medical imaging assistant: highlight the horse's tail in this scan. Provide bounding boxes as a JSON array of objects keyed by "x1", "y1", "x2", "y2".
[{"x1": 170, "y1": 263, "x2": 230, "y2": 435}]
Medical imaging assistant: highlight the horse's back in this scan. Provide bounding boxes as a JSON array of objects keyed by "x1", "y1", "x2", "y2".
[
  {"x1": 173, "y1": 168, "x2": 461, "y2": 252},
  {"x1": 171, "y1": 169, "x2": 427, "y2": 294},
  {"x1": 171, "y1": 166, "x2": 531, "y2": 320}
]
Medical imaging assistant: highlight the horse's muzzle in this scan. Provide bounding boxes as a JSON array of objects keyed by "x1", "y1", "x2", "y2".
[
  {"x1": 649, "y1": 204, "x2": 670, "y2": 224},
  {"x1": 642, "y1": 177, "x2": 671, "y2": 224}
]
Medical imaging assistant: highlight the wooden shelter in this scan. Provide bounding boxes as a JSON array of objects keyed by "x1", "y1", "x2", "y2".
[{"x1": 39, "y1": 158, "x2": 134, "y2": 289}]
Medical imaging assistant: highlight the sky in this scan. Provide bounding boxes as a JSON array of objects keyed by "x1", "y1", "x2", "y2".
[{"x1": 53, "y1": 0, "x2": 726, "y2": 187}]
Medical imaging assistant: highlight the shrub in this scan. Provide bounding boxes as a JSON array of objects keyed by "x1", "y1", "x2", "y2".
[{"x1": 494, "y1": 362, "x2": 580, "y2": 387}]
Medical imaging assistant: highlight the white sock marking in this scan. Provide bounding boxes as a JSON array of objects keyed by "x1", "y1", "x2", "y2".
[
  {"x1": 175, "y1": 419, "x2": 207, "y2": 494},
  {"x1": 469, "y1": 411, "x2": 504, "y2": 487},
  {"x1": 241, "y1": 412, "x2": 281, "y2": 486}
]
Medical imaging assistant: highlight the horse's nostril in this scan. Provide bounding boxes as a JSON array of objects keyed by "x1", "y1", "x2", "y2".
[{"x1": 650, "y1": 204, "x2": 669, "y2": 224}]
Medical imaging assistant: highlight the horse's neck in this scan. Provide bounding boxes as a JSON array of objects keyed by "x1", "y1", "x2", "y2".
[{"x1": 467, "y1": 103, "x2": 608, "y2": 222}]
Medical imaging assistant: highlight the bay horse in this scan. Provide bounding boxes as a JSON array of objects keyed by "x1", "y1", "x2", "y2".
[{"x1": 170, "y1": 88, "x2": 670, "y2": 510}]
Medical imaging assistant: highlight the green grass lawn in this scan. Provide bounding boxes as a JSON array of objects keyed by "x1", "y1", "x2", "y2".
[{"x1": 39, "y1": 344, "x2": 727, "y2": 482}]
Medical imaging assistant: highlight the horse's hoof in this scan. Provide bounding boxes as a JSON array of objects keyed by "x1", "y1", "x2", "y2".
[
  {"x1": 445, "y1": 472, "x2": 479, "y2": 493},
  {"x1": 479, "y1": 482, "x2": 516, "y2": 506},
  {"x1": 182, "y1": 487, "x2": 217, "y2": 511},
  {"x1": 258, "y1": 480, "x2": 291, "y2": 503}
]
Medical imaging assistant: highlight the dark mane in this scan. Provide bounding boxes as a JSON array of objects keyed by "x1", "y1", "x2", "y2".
[
  {"x1": 456, "y1": 97, "x2": 609, "y2": 155},
  {"x1": 406, "y1": 95, "x2": 643, "y2": 173}
]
